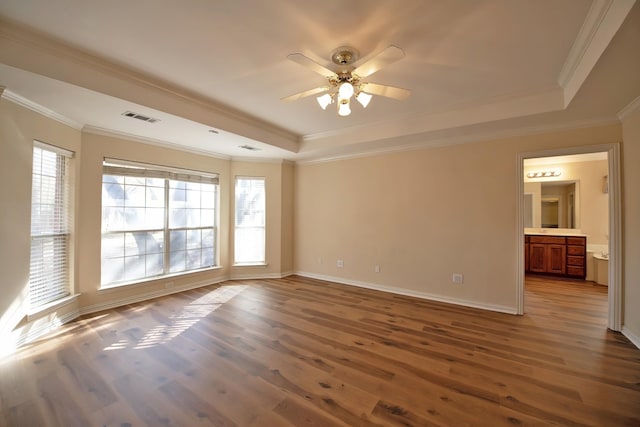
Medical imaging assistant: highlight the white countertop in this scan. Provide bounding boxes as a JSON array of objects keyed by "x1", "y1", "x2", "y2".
[{"x1": 524, "y1": 228, "x2": 588, "y2": 237}]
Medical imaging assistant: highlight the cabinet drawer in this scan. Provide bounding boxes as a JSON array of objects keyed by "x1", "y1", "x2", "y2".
[
  {"x1": 567, "y1": 256, "x2": 585, "y2": 266},
  {"x1": 529, "y1": 236, "x2": 566, "y2": 244},
  {"x1": 567, "y1": 266, "x2": 585, "y2": 276},
  {"x1": 567, "y1": 237, "x2": 586, "y2": 246},
  {"x1": 567, "y1": 246, "x2": 585, "y2": 256}
]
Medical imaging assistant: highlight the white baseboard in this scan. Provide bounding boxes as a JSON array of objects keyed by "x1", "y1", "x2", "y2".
[
  {"x1": 622, "y1": 326, "x2": 640, "y2": 350},
  {"x1": 12, "y1": 308, "x2": 80, "y2": 350},
  {"x1": 229, "y1": 271, "x2": 294, "y2": 281},
  {"x1": 80, "y1": 277, "x2": 229, "y2": 316},
  {"x1": 295, "y1": 271, "x2": 518, "y2": 315}
]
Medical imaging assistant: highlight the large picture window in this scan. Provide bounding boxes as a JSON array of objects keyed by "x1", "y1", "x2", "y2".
[
  {"x1": 101, "y1": 159, "x2": 218, "y2": 286},
  {"x1": 29, "y1": 142, "x2": 73, "y2": 308},
  {"x1": 234, "y1": 177, "x2": 266, "y2": 264}
]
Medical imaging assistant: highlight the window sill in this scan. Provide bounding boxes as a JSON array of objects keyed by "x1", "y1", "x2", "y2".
[
  {"x1": 99, "y1": 266, "x2": 223, "y2": 293},
  {"x1": 27, "y1": 294, "x2": 80, "y2": 321}
]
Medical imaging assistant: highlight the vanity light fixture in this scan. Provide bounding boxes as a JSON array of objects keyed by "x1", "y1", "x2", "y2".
[{"x1": 527, "y1": 170, "x2": 561, "y2": 178}]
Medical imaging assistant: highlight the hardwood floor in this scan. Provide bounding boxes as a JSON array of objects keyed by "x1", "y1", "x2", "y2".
[{"x1": 1, "y1": 275, "x2": 639, "y2": 426}]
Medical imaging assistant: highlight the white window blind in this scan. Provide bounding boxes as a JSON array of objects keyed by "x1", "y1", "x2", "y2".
[
  {"x1": 101, "y1": 159, "x2": 218, "y2": 286},
  {"x1": 29, "y1": 142, "x2": 73, "y2": 308},
  {"x1": 234, "y1": 177, "x2": 266, "y2": 264}
]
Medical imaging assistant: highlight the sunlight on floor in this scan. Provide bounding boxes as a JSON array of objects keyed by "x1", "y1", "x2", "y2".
[{"x1": 104, "y1": 284, "x2": 247, "y2": 351}]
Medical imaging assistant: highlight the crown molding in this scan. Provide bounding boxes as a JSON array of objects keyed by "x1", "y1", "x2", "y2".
[
  {"x1": 230, "y1": 156, "x2": 288, "y2": 164},
  {"x1": 0, "y1": 18, "x2": 299, "y2": 152},
  {"x1": 1, "y1": 88, "x2": 82, "y2": 129},
  {"x1": 83, "y1": 126, "x2": 296, "y2": 162},
  {"x1": 296, "y1": 116, "x2": 620, "y2": 165},
  {"x1": 301, "y1": 87, "x2": 565, "y2": 151},
  {"x1": 558, "y1": 0, "x2": 636, "y2": 107},
  {"x1": 617, "y1": 95, "x2": 640, "y2": 120},
  {"x1": 82, "y1": 125, "x2": 231, "y2": 161}
]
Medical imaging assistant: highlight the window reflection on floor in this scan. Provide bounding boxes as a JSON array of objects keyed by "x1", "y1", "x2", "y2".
[{"x1": 103, "y1": 285, "x2": 247, "y2": 351}]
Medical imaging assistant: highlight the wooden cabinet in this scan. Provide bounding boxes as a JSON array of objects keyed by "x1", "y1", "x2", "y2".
[
  {"x1": 528, "y1": 236, "x2": 566, "y2": 274},
  {"x1": 525, "y1": 235, "x2": 586, "y2": 279},
  {"x1": 566, "y1": 237, "x2": 586, "y2": 278}
]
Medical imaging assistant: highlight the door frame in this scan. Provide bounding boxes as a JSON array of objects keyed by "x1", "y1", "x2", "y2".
[{"x1": 516, "y1": 143, "x2": 622, "y2": 331}]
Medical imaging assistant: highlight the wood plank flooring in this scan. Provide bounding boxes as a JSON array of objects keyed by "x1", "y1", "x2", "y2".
[{"x1": 1, "y1": 275, "x2": 639, "y2": 426}]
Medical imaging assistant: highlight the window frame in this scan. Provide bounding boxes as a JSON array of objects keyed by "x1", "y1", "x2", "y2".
[
  {"x1": 100, "y1": 159, "x2": 219, "y2": 287},
  {"x1": 29, "y1": 141, "x2": 74, "y2": 309},
  {"x1": 234, "y1": 176, "x2": 266, "y2": 266}
]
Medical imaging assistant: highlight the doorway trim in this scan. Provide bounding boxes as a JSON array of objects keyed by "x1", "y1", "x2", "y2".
[{"x1": 516, "y1": 143, "x2": 622, "y2": 331}]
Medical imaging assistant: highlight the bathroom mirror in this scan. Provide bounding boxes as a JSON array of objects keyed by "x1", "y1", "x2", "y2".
[{"x1": 524, "y1": 180, "x2": 579, "y2": 229}]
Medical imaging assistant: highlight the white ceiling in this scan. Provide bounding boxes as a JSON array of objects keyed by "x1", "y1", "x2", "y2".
[{"x1": 0, "y1": 0, "x2": 639, "y2": 161}]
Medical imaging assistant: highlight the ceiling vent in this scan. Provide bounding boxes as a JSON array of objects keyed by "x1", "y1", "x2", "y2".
[
  {"x1": 239, "y1": 145, "x2": 260, "y2": 151},
  {"x1": 122, "y1": 111, "x2": 160, "y2": 123}
]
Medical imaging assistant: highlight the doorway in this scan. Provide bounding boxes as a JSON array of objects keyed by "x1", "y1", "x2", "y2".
[{"x1": 516, "y1": 144, "x2": 622, "y2": 331}]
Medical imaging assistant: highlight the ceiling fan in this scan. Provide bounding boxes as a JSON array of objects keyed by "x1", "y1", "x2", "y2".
[{"x1": 281, "y1": 45, "x2": 411, "y2": 116}]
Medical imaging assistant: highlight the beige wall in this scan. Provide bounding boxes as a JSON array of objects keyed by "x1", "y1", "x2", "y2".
[
  {"x1": 622, "y1": 106, "x2": 640, "y2": 343},
  {"x1": 294, "y1": 124, "x2": 622, "y2": 313},
  {"x1": 0, "y1": 98, "x2": 81, "y2": 340},
  {"x1": 281, "y1": 161, "x2": 294, "y2": 275}
]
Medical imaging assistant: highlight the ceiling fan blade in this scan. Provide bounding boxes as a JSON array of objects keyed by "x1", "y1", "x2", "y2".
[
  {"x1": 281, "y1": 86, "x2": 330, "y2": 103},
  {"x1": 353, "y1": 45, "x2": 405, "y2": 78},
  {"x1": 287, "y1": 53, "x2": 338, "y2": 79},
  {"x1": 361, "y1": 83, "x2": 411, "y2": 100}
]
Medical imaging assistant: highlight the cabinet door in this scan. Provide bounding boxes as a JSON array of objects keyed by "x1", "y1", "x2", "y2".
[
  {"x1": 547, "y1": 244, "x2": 566, "y2": 274},
  {"x1": 529, "y1": 244, "x2": 547, "y2": 273}
]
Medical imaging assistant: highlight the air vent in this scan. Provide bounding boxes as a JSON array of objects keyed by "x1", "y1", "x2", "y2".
[
  {"x1": 239, "y1": 145, "x2": 260, "y2": 151},
  {"x1": 122, "y1": 111, "x2": 160, "y2": 123}
]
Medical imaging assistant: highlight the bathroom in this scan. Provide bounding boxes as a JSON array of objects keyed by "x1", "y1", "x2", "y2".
[{"x1": 523, "y1": 152, "x2": 609, "y2": 285}]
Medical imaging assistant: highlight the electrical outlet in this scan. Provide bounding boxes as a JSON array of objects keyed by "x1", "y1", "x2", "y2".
[
  {"x1": 317, "y1": 256, "x2": 323, "y2": 264},
  {"x1": 452, "y1": 273, "x2": 464, "y2": 284},
  {"x1": 374, "y1": 265, "x2": 380, "y2": 273},
  {"x1": 337, "y1": 259, "x2": 344, "y2": 268}
]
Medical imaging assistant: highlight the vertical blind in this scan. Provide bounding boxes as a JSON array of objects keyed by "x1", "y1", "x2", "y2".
[{"x1": 29, "y1": 142, "x2": 73, "y2": 308}]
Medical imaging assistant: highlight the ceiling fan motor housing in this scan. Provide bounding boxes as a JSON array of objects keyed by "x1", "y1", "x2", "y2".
[{"x1": 331, "y1": 47, "x2": 359, "y2": 67}]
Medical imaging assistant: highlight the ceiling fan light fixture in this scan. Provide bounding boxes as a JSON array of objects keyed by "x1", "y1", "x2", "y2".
[
  {"x1": 283, "y1": 45, "x2": 410, "y2": 117},
  {"x1": 338, "y1": 98, "x2": 351, "y2": 116},
  {"x1": 317, "y1": 93, "x2": 332, "y2": 110},
  {"x1": 356, "y1": 92, "x2": 372, "y2": 108},
  {"x1": 338, "y1": 82, "x2": 354, "y2": 100}
]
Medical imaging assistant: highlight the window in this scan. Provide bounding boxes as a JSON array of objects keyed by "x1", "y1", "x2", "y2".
[
  {"x1": 101, "y1": 160, "x2": 218, "y2": 286},
  {"x1": 29, "y1": 142, "x2": 73, "y2": 308},
  {"x1": 234, "y1": 177, "x2": 265, "y2": 264}
]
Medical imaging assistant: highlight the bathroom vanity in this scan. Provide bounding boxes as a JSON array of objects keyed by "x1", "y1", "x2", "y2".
[{"x1": 525, "y1": 234, "x2": 587, "y2": 279}]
